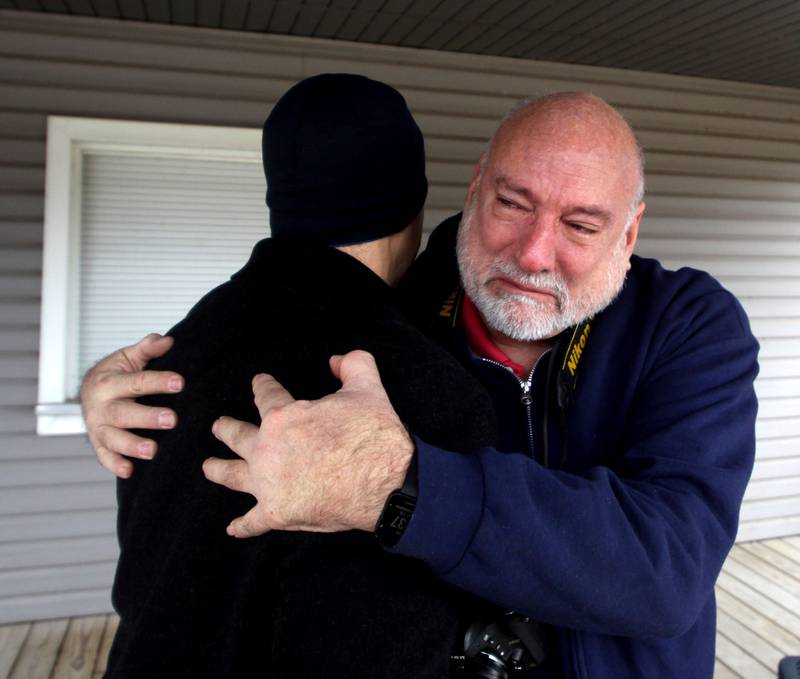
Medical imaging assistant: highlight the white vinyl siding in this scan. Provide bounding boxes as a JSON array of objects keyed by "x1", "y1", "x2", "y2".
[{"x1": 0, "y1": 8, "x2": 798, "y2": 622}]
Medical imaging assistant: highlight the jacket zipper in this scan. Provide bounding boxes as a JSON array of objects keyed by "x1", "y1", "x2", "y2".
[{"x1": 476, "y1": 350, "x2": 551, "y2": 462}]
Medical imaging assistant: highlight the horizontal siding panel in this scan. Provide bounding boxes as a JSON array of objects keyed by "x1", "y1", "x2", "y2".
[
  {"x1": 0, "y1": 194, "x2": 42, "y2": 221},
  {"x1": 641, "y1": 217, "x2": 800, "y2": 239},
  {"x1": 750, "y1": 457, "x2": 800, "y2": 480},
  {"x1": 0, "y1": 273, "x2": 41, "y2": 298},
  {"x1": 646, "y1": 152, "x2": 800, "y2": 182},
  {"x1": 750, "y1": 318, "x2": 800, "y2": 338},
  {"x1": 0, "y1": 434, "x2": 91, "y2": 460},
  {"x1": 757, "y1": 398, "x2": 800, "y2": 420},
  {"x1": 0, "y1": 508, "x2": 114, "y2": 542},
  {"x1": 0, "y1": 248, "x2": 41, "y2": 273},
  {"x1": 0, "y1": 561, "x2": 115, "y2": 599},
  {"x1": 656, "y1": 258, "x2": 800, "y2": 279},
  {"x1": 0, "y1": 482, "x2": 114, "y2": 515},
  {"x1": 638, "y1": 130, "x2": 800, "y2": 163},
  {"x1": 0, "y1": 25, "x2": 305, "y2": 81},
  {"x1": 612, "y1": 107, "x2": 800, "y2": 143},
  {"x1": 756, "y1": 380, "x2": 800, "y2": 402},
  {"x1": 637, "y1": 237, "x2": 800, "y2": 259},
  {"x1": 740, "y1": 299, "x2": 800, "y2": 319},
  {"x1": 740, "y1": 496, "x2": 800, "y2": 522},
  {"x1": 722, "y1": 278, "x2": 800, "y2": 299},
  {"x1": 738, "y1": 515, "x2": 800, "y2": 542},
  {"x1": 0, "y1": 405, "x2": 35, "y2": 432},
  {"x1": 0, "y1": 380, "x2": 36, "y2": 407},
  {"x1": 0, "y1": 83, "x2": 272, "y2": 129},
  {"x1": 643, "y1": 195, "x2": 800, "y2": 220},
  {"x1": 0, "y1": 221, "x2": 44, "y2": 248},
  {"x1": 0, "y1": 356, "x2": 37, "y2": 380},
  {"x1": 0, "y1": 55, "x2": 294, "y2": 104},
  {"x1": 755, "y1": 438, "x2": 800, "y2": 460},
  {"x1": 757, "y1": 358, "x2": 800, "y2": 381},
  {"x1": 0, "y1": 458, "x2": 108, "y2": 487},
  {"x1": 0, "y1": 111, "x2": 47, "y2": 138},
  {"x1": 0, "y1": 166, "x2": 44, "y2": 192},
  {"x1": 416, "y1": 112, "x2": 496, "y2": 140},
  {"x1": 0, "y1": 535, "x2": 117, "y2": 570},
  {"x1": 757, "y1": 339, "x2": 800, "y2": 359},
  {"x1": 0, "y1": 139, "x2": 45, "y2": 164},
  {"x1": 427, "y1": 137, "x2": 491, "y2": 162},
  {"x1": 756, "y1": 416, "x2": 800, "y2": 439},
  {"x1": 745, "y1": 477, "x2": 800, "y2": 501}
]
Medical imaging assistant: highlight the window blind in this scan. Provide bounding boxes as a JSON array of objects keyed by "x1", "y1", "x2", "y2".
[{"x1": 76, "y1": 150, "x2": 267, "y2": 396}]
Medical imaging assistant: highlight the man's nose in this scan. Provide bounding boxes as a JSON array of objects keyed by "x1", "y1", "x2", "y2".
[{"x1": 516, "y1": 215, "x2": 558, "y2": 272}]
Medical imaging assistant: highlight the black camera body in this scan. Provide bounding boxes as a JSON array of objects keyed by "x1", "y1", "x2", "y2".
[{"x1": 460, "y1": 614, "x2": 547, "y2": 679}]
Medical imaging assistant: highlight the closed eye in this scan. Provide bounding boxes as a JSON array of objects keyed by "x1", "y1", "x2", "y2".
[
  {"x1": 497, "y1": 195, "x2": 521, "y2": 209},
  {"x1": 566, "y1": 222, "x2": 597, "y2": 234}
]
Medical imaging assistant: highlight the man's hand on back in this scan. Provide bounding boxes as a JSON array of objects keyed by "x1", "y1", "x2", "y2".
[
  {"x1": 80, "y1": 333, "x2": 184, "y2": 478},
  {"x1": 204, "y1": 350, "x2": 414, "y2": 538}
]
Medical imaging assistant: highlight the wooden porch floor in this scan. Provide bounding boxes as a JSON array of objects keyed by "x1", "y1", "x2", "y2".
[{"x1": 1, "y1": 538, "x2": 798, "y2": 678}]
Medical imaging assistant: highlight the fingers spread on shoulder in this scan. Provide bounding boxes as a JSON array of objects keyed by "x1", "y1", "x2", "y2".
[
  {"x1": 211, "y1": 416, "x2": 259, "y2": 459},
  {"x1": 120, "y1": 333, "x2": 175, "y2": 371},
  {"x1": 93, "y1": 424, "x2": 157, "y2": 461},
  {"x1": 93, "y1": 369, "x2": 183, "y2": 402},
  {"x1": 330, "y1": 350, "x2": 384, "y2": 392},
  {"x1": 105, "y1": 399, "x2": 177, "y2": 431},
  {"x1": 203, "y1": 457, "x2": 251, "y2": 495},
  {"x1": 227, "y1": 507, "x2": 272, "y2": 538},
  {"x1": 95, "y1": 445, "x2": 134, "y2": 479},
  {"x1": 252, "y1": 374, "x2": 295, "y2": 420}
]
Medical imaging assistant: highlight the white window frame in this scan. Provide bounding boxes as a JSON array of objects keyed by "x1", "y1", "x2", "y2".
[{"x1": 37, "y1": 116, "x2": 261, "y2": 435}]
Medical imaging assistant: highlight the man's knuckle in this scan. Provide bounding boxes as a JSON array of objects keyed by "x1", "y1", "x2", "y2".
[{"x1": 130, "y1": 372, "x2": 146, "y2": 395}]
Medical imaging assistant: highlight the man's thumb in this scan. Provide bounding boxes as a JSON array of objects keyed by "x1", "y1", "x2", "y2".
[{"x1": 329, "y1": 350, "x2": 383, "y2": 391}]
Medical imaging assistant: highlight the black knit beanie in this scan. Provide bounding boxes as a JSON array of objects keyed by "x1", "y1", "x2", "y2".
[{"x1": 263, "y1": 73, "x2": 428, "y2": 246}]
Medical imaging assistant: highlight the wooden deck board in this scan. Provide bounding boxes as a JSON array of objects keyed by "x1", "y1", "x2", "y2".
[
  {"x1": 8, "y1": 619, "x2": 68, "y2": 679},
  {"x1": 92, "y1": 615, "x2": 117, "y2": 679},
  {"x1": 0, "y1": 538, "x2": 797, "y2": 678},
  {"x1": 716, "y1": 569, "x2": 800, "y2": 639},
  {"x1": 0, "y1": 623, "x2": 30, "y2": 679},
  {"x1": 51, "y1": 615, "x2": 106, "y2": 679}
]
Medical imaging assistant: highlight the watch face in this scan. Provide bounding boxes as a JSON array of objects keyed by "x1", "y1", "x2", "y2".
[{"x1": 376, "y1": 491, "x2": 416, "y2": 547}]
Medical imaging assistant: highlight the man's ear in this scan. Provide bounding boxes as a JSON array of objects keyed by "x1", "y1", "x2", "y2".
[
  {"x1": 624, "y1": 202, "x2": 645, "y2": 270},
  {"x1": 464, "y1": 154, "x2": 486, "y2": 209}
]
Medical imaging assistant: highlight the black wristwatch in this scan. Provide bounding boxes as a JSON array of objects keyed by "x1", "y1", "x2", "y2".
[{"x1": 374, "y1": 447, "x2": 418, "y2": 548}]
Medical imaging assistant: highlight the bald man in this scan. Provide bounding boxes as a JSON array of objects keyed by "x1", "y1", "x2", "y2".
[{"x1": 84, "y1": 93, "x2": 759, "y2": 678}]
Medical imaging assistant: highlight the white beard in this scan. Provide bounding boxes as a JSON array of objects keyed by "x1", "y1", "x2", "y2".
[{"x1": 456, "y1": 208, "x2": 630, "y2": 342}]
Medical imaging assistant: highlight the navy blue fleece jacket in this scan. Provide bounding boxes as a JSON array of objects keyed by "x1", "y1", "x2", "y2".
[{"x1": 395, "y1": 216, "x2": 760, "y2": 678}]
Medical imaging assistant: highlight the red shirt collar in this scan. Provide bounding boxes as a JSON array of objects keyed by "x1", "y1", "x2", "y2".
[{"x1": 461, "y1": 294, "x2": 527, "y2": 379}]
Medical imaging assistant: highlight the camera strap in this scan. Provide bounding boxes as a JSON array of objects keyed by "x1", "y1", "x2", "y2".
[{"x1": 556, "y1": 316, "x2": 593, "y2": 411}]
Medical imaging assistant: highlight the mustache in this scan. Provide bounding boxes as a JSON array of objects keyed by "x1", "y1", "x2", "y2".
[{"x1": 488, "y1": 261, "x2": 569, "y2": 304}]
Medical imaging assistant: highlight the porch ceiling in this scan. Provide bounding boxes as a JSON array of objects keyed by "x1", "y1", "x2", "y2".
[{"x1": 1, "y1": 0, "x2": 799, "y2": 91}]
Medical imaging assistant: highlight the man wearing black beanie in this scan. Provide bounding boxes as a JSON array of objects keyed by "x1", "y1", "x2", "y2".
[{"x1": 102, "y1": 74, "x2": 497, "y2": 678}]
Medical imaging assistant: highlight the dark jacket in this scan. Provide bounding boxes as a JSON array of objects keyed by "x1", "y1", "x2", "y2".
[
  {"x1": 107, "y1": 238, "x2": 497, "y2": 679},
  {"x1": 395, "y1": 216, "x2": 760, "y2": 678}
]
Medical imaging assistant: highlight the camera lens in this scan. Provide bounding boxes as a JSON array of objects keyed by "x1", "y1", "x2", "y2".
[{"x1": 469, "y1": 650, "x2": 509, "y2": 679}]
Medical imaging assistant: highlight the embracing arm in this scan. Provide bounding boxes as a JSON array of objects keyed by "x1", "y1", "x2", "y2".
[
  {"x1": 203, "y1": 291, "x2": 758, "y2": 639},
  {"x1": 395, "y1": 293, "x2": 759, "y2": 638},
  {"x1": 80, "y1": 334, "x2": 184, "y2": 478}
]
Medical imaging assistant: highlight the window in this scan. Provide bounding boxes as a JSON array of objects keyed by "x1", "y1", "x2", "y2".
[{"x1": 37, "y1": 117, "x2": 265, "y2": 434}]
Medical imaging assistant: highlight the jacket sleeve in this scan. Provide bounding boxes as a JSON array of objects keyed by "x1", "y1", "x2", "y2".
[{"x1": 393, "y1": 287, "x2": 759, "y2": 640}]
